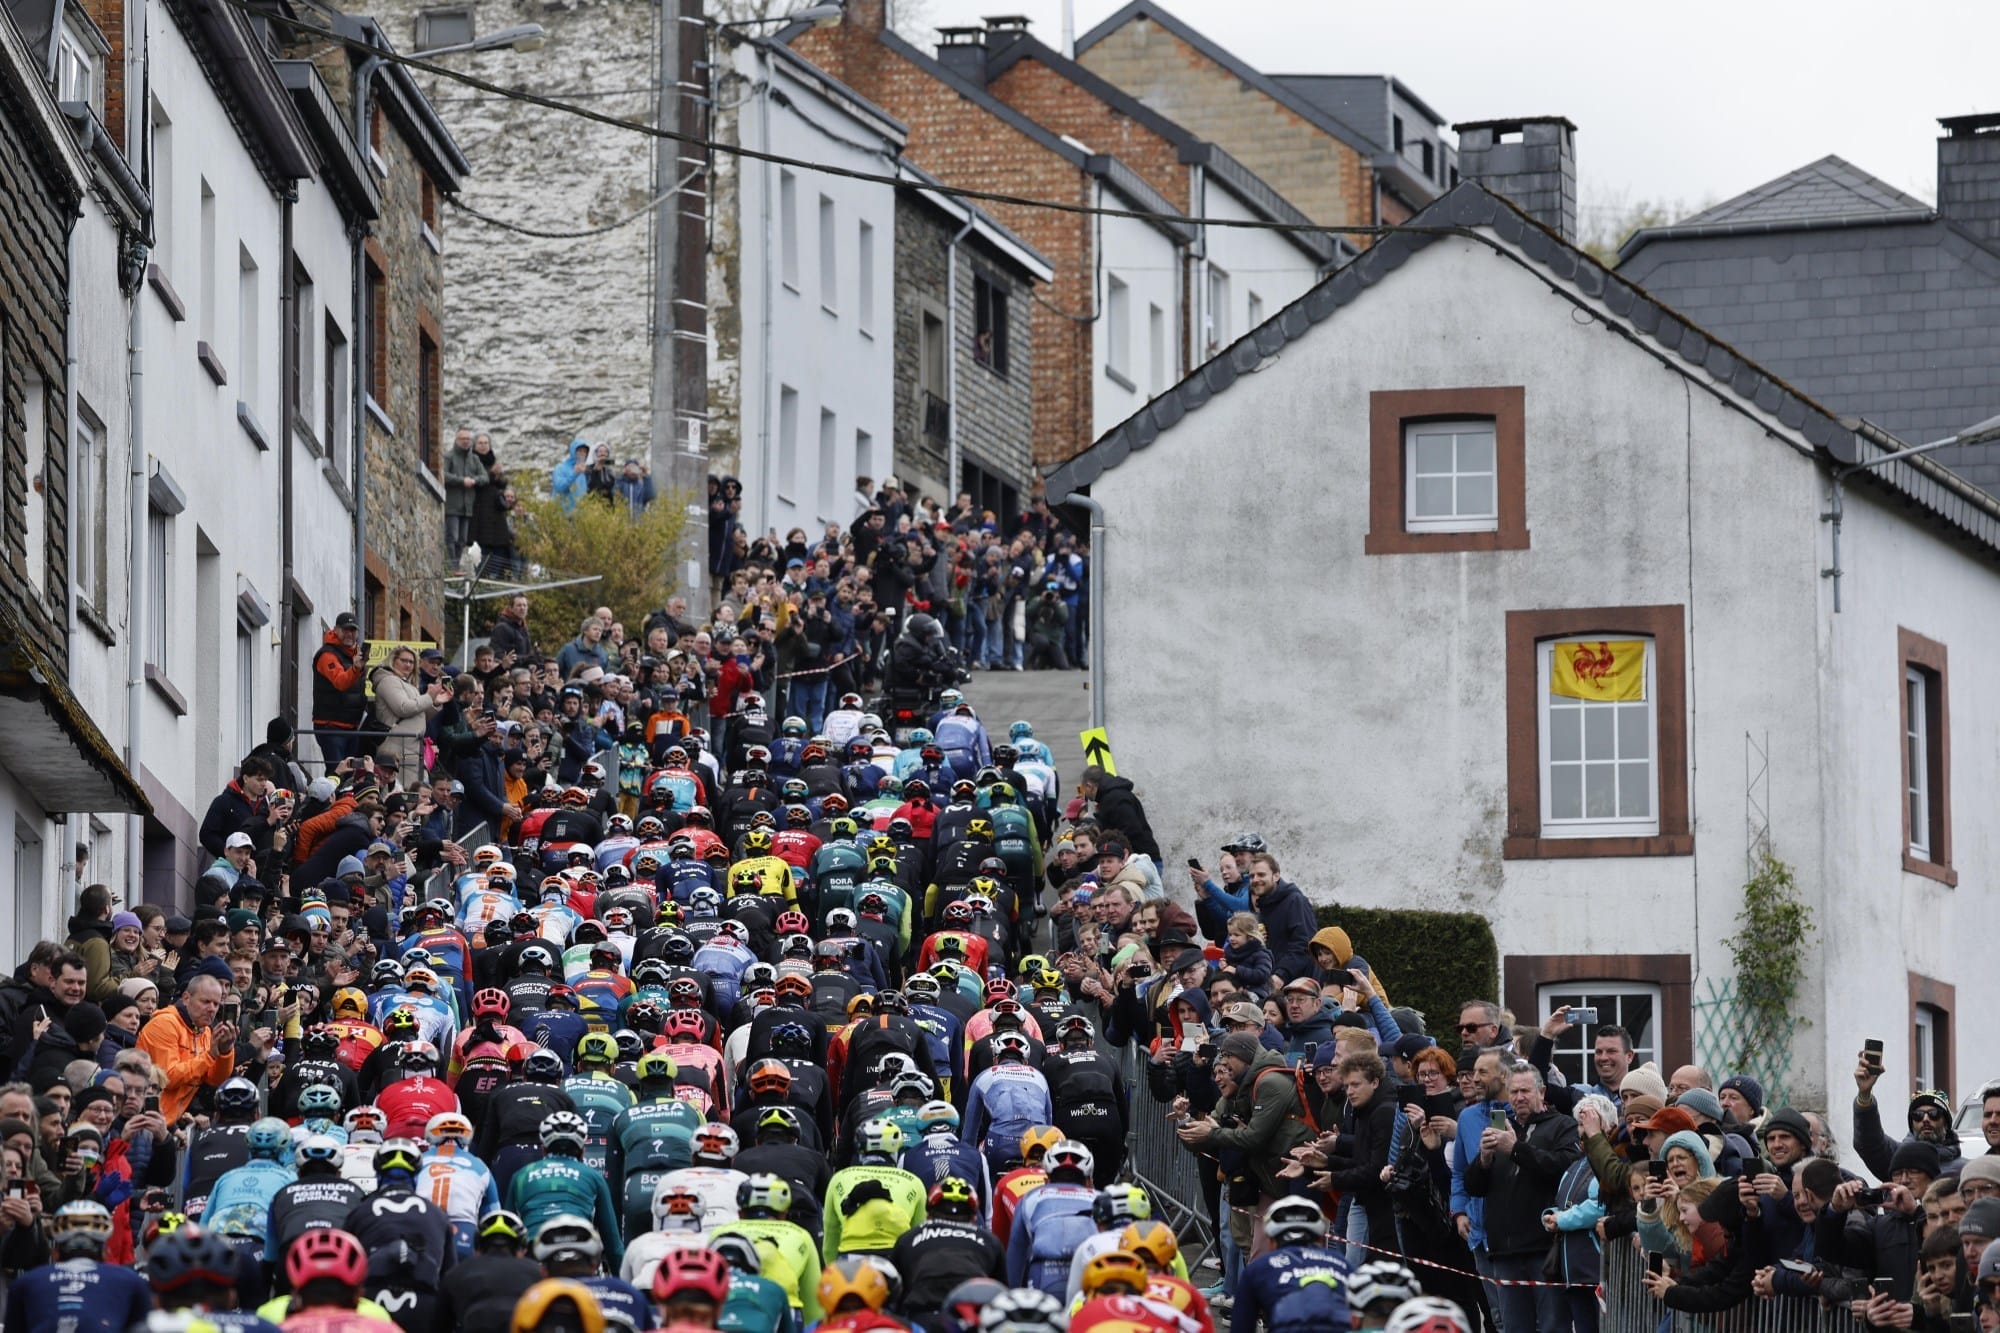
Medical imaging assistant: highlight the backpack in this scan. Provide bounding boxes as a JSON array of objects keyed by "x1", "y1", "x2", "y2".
[{"x1": 1251, "y1": 1063, "x2": 1321, "y2": 1135}]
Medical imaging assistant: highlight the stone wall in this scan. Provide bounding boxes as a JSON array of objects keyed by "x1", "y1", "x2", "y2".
[
  {"x1": 707, "y1": 58, "x2": 745, "y2": 483},
  {"x1": 892, "y1": 193, "x2": 949, "y2": 492},
  {"x1": 354, "y1": 0, "x2": 658, "y2": 476}
]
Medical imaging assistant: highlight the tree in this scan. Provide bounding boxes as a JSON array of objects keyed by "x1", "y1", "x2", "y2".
[
  {"x1": 508, "y1": 473, "x2": 690, "y2": 647},
  {"x1": 1578, "y1": 189, "x2": 1700, "y2": 269}
]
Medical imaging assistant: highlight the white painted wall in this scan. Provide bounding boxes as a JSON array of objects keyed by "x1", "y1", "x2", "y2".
[
  {"x1": 1093, "y1": 183, "x2": 1181, "y2": 435},
  {"x1": 731, "y1": 45, "x2": 898, "y2": 538},
  {"x1": 1088, "y1": 232, "x2": 2000, "y2": 1123},
  {"x1": 1195, "y1": 181, "x2": 1319, "y2": 352}
]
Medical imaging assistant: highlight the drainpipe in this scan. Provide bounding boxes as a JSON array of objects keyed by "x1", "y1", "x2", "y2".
[
  {"x1": 1823, "y1": 414, "x2": 2000, "y2": 612},
  {"x1": 63, "y1": 214, "x2": 80, "y2": 673},
  {"x1": 351, "y1": 56, "x2": 384, "y2": 621},
  {"x1": 755, "y1": 53, "x2": 774, "y2": 537},
  {"x1": 1061, "y1": 491, "x2": 1105, "y2": 730},
  {"x1": 279, "y1": 186, "x2": 297, "y2": 715},
  {"x1": 125, "y1": 262, "x2": 147, "y2": 906},
  {"x1": 942, "y1": 216, "x2": 973, "y2": 497}
]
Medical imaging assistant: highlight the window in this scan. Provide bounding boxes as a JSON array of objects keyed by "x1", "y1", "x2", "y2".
[
  {"x1": 1910, "y1": 973, "x2": 1955, "y2": 1098},
  {"x1": 22, "y1": 377, "x2": 45, "y2": 594},
  {"x1": 151, "y1": 103, "x2": 173, "y2": 277},
  {"x1": 817, "y1": 410, "x2": 837, "y2": 522},
  {"x1": 1536, "y1": 982, "x2": 1660, "y2": 1089},
  {"x1": 12, "y1": 823, "x2": 42, "y2": 964},
  {"x1": 324, "y1": 313, "x2": 349, "y2": 474},
  {"x1": 236, "y1": 626, "x2": 256, "y2": 760},
  {"x1": 1913, "y1": 1004, "x2": 1940, "y2": 1094},
  {"x1": 1148, "y1": 303, "x2": 1166, "y2": 396},
  {"x1": 778, "y1": 171, "x2": 797, "y2": 290},
  {"x1": 919, "y1": 306, "x2": 947, "y2": 440},
  {"x1": 198, "y1": 181, "x2": 216, "y2": 343},
  {"x1": 1392, "y1": 115, "x2": 1405, "y2": 151},
  {"x1": 818, "y1": 196, "x2": 837, "y2": 311},
  {"x1": 55, "y1": 25, "x2": 94, "y2": 112},
  {"x1": 855, "y1": 429, "x2": 874, "y2": 486},
  {"x1": 291, "y1": 260, "x2": 313, "y2": 433},
  {"x1": 237, "y1": 245, "x2": 260, "y2": 406},
  {"x1": 74, "y1": 405, "x2": 106, "y2": 610},
  {"x1": 415, "y1": 7, "x2": 473, "y2": 49},
  {"x1": 1247, "y1": 291, "x2": 1264, "y2": 329},
  {"x1": 146, "y1": 509, "x2": 169, "y2": 668},
  {"x1": 1899, "y1": 628, "x2": 1952, "y2": 883},
  {"x1": 1206, "y1": 266, "x2": 1229, "y2": 351},
  {"x1": 364, "y1": 248, "x2": 387, "y2": 407},
  {"x1": 1504, "y1": 605, "x2": 1691, "y2": 859},
  {"x1": 1421, "y1": 140, "x2": 1436, "y2": 181},
  {"x1": 776, "y1": 386, "x2": 798, "y2": 501},
  {"x1": 1366, "y1": 387, "x2": 1529, "y2": 554},
  {"x1": 974, "y1": 272, "x2": 1009, "y2": 376},
  {"x1": 1105, "y1": 274, "x2": 1130, "y2": 379},
  {"x1": 1404, "y1": 419, "x2": 1497, "y2": 532},
  {"x1": 857, "y1": 221, "x2": 874, "y2": 333},
  {"x1": 418, "y1": 326, "x2": 441, "y2": 474},
  {"x1": 420, "y1": 174, "x2": 441, "y2": 249}
]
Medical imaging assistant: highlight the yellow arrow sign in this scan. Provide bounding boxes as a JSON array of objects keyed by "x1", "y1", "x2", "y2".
[{"x1": 1079, "y1": 727, "x2": 1116, "y2": 776}]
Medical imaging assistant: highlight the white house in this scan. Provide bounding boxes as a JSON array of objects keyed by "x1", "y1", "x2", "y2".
[
  {"x1": 1184, "y1": 142, "x2": 1343, "y2": 369},
  {"x1": 719, "y1": 39, "x2": 903, "y2": 539},
  {"x1": 1048, "y1": 179, "x2": 2000, "y2": 1135},
  {"x1": 1092, "y1": 162, "x2": 1189, "y2": 435}
]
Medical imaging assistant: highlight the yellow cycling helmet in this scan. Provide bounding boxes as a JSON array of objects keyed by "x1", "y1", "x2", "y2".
[
  {"x1": 1120, "y1": 1221, "x2": 1179, "y2": 1271},
  {"x1": 1016, "y1": 953, "x2": 1050, "y2": 979},
  {"x1": 1081, "y1": 1250, "x2": 1149, "y2": 1297},
  {"x1": 635, "y1": 1050, "x2": 679, "y2": 1083},
  {"x1": 512, "y1": 1279, "x2": 605, "y2": 1333},
  {"x1": 575, "y1": 1032, "x2": 619, "y2": 1067},
  {"x1": 1018, "y1": 1125, "x2": 1063, "y2": 1162},
  {"x1": 744, "y1": 829, "x2": 774, "y2": 853},
  {"x1": 818, "y1": 1257, "x2": 892, "y2": 1315},
  {"x1": 331, "y1": 987, "x2": 369, "y2": 1019}
]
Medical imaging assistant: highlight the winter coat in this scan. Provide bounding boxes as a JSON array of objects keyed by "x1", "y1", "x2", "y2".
[
  {"x1": 473, "y1": 481, "x2": 516, "y2": 551},
  {"x1": 1204, "y1": 1046, "x2": 1314, "y2": 1197},
  {"x1": 444, "y1": 443, "x2": 490, "y2": 518},
  {"x1": 551, "y1": 443, "x2": 592, "y2": 512},
  {"x1": 1089, "y1": 776, "x2": 1160, "y2": 861},
  {"x1": 1463, "y1": 1105, "x2": 1581, "y2": 1258},
  {"x1": 1253, "y1": 879, "x2": 1320, "y2": 983},
  {"x1": 1323, "y1": 1090, "x2": 1399, "y2": 1249},
  {"x1": 198, "y1": 781, "x2": 261, "y2": 858},
  {"x1": 1547, "y1": 1157, "x2": 1603, "y2": 1286},
  {"x1": 311, "y1": 631, "x2": 365, "y2": 729},
  {"x1": 371, "y1": 667, "x2": 441, "y2": 777}
]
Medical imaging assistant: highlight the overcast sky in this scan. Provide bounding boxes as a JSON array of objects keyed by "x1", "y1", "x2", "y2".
[{"x1": 911, "y1": 0, "x2": 1999, "y2": 221}]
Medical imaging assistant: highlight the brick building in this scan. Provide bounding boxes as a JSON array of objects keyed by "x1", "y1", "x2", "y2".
[
  {"x1": 787, "y1": 1, "x2": 1191, "y2": 468},
  {"x1": 894, "y1": 164, "x2": 1050, "y2": 516},
  {"x1": 1075, "y1": 0, "x2": 1453, "y2": 230}
]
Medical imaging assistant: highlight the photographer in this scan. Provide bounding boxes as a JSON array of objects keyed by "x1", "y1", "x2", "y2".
[
  {"x1": 310, "y1": 612, "x2": 368, "y2": 766},
  {"x1": 1025, "y1": 582, "x2": 1070, "y2": 671},
  {"x1": 887, "y1": 613, "x2": 960, "y2": 697}
]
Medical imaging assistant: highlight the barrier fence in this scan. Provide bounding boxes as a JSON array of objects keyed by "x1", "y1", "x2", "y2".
[
  {"x1": 1601, "y1": 1243, "x2": 1866, "y2": 1333},
  {"x1": 1116, "y1": 1043, "x2": 1219, "y2": 1273}
]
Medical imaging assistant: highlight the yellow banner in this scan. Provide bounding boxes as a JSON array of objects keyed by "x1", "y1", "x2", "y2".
[
  {"x1": 363, "y1": 640, "x2": 438, "y2": 698},
  {"x1": 1550, "y1": 640, "x2": 1646, "y2": 702}
]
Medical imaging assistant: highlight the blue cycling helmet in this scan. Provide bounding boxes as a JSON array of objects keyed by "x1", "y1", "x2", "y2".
[
  {"x1": 246, "y1": 1117, "x2": 291, "y2": 1160},
  {"x1": 1009, "y1": 720, "x2": 1033, "y2": 739},
  {"x1": 297, "y1": 1083, "x2": 344, "y2": 1118}
]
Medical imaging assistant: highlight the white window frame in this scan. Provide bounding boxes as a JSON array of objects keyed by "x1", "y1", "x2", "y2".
[
  {"x1": 775, "y1": 385, "x2": 798, "y2": 505},
  {"x1": 856, "y1": 220, "x2": 874, "y2": 335},
  {"x1": 55, "y1": 27, "x2": 94, "y2": 109},
  {"x1": 1105, "y1": 274, "x2": 1130, "y2": 378},
  {"x1": 1536, "y1": 980, "x2": 1662, "y2": 1089},
  {"x1": 778, "y1": 171, "x2": 799, "y2": 292},
  {"x1": 1913, "y1": 1003, "x2": 1937, "y2": 1093},
  {"x1": 74, "y1": 408, "x2": 105, "y2": 609},
  {"x1": 1538, "y1": 635, "x2": 1659, "y2": 838},
  {"x1": 1405, "y1": 418, "x2": 1499, "y2": 533},
  {"x1": 146, "y1": 509, "x2": 169, "y2": 669},
  {"x1": 1906, "y1": 666, "x2": 1930, "y2": 858},
  {"x1": 817, "y1": 195, "x2": 837, "y2": 313},
  {"x1": 236, "y1": 625, "x2": 257, "y2": 760}
]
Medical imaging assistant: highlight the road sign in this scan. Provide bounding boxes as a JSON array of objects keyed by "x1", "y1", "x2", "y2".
[{"x1": 1079, "y1": 727, "x2": 1116, "y2": 776}]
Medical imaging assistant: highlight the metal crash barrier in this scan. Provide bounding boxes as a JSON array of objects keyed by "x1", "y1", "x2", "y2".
[
  {"x1": 1601, "y1": 1238, "x2": 1865, "y2": 1333},
  {"x1": 1116, "y1": 1043, "x2": 1218, "y2": 1272}
]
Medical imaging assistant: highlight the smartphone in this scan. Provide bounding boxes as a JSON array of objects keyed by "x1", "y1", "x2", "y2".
[
  {"x1": 143, "y1": 1093, "x2": 160, "y2": 1115},
  {"x1": 1327, "y1": 968, "x2": 1357, "y2": 988},
  {"x1": 1855, "y1": 1187, "x2": 1886, "y2": 1209},
  {"x1": 257, "y1": 1009, "x2": 279, "y2": 1031},
  {"x1": 4, "y1": 1183, "x2": 22, "y2": 1200},
  {"x1": 1863, "y1": 1038, "x2": 1884, "y2": 1070},
  {"x1": 220, "y1": 1001, "x2": 240, "y2": 1028},
  {"x1": 1567, "y1": 1006, "x2": 1599, "y2": 1025},
  {"x1": 1186, "y1": 857, "x2": 1203, "y2": 869},
  {"x1": 1647, "y1": 1253, "x2": 1666, "y2": 1277},
  {"x1": 1301, "y1": 1041, "x2": 1323, "y2": 1068},
  {"x1": 1648, "y1": 1160, "x2": 1669, "y2": 1181},
  {"x1": 1489, "y1": 1108, "x2": 1509, "y2": 1132},
  {"x1": 1779, "y1": 1259, "x2": 1816, "y2": 1275}
]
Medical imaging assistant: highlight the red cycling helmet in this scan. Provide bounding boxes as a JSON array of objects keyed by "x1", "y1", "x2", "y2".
[
  {"x1": 286, "y1": 1227, "x2": 367, "y2": 1290},
  {"x1": 471, "y1": 988, "x2": 510, "y2": 1019},
  {"x1": 654, "y1": 1246, "x2": 733, "y2": 1305},
  {"x1": 663, "y1": 1009, "x2": 708, "y2": 1041},
  {"x1": 775, "y1": 910, "x2": 810, "y2": 935}
]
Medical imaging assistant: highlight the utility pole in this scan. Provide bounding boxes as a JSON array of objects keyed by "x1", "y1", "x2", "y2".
[{"x1": 653, "y1": 0, "x2": 710, "y2": 600}]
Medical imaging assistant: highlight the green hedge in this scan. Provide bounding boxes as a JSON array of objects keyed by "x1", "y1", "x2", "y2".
[{"x1": 1315, "y1": 903, "x2": 1498, "y2": 1038}]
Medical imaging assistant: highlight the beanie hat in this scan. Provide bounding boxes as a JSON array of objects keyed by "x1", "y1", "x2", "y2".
[
  {"x1": 1888, "y1": 1139, "x2": 1942, "y2": 1180},
  {"x1": 1908, "y1": 1089, "x2": 1952, "y2": 1129},
  {"x1": 1620, "y1": 1064, "x2": 1669, "y2": 1103},
  {"x1": 1674, "y1": 1087, "x2": 1725, "y2": 1126},
  {"x1": 1760, "y1": 1107, "x2": 1812, "y2": 1145},
  {"x1": 1960, "y1": 1156, "x2": 2000, "y2": 1191},
  {"x1": 1962, "y1": 1198, "x2": 2000, "y2": 1241},
  {"x1": 117, "y1": 976, "x2": 158, "y2": 1000},
  {"x1": 1621, "y1": 1094, "x2": 1665, "y2": 1126},
  {"x1": 1719, "y1": 1074, "x2": 1765, "y2": 1116},
  {"x1": 110, "y1": 911, "x2": 143, "y2": 933},
  {"x1": 100, "y1": 993, "x2": 139, "y2": 1024},
  {"x1": 1217, "y1": 1033, "x2": 1261, "y2": 1065}
]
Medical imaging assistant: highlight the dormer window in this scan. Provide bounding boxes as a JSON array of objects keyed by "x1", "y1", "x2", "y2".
[{"x1": 54, "y1": 14, "x2": 107, "y2": 120}]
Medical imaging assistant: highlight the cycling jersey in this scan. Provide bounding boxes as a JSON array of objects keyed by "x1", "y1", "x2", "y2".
[
  {"x1": 505, "y1": 1154, "x2": 625, "y2": 1269},
  {"x1": 206, "y1": 1158, "x2": 297, "y2": 1240},
  {"x1": 416, "y1": 1145, "x2": 501, "y2": 1254},
  {"x1": 821, "y1": 1164, "x2": 928, "y2": 1260},
  {"x1": 2, "y1": 1258, "x2": 153, "y2": 1333},
  {"x1": 710, "y1": 1218, "x2": 823, "y2": 1322}
]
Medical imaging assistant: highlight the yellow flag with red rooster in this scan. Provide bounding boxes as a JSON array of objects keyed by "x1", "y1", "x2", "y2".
[{"x1": 1550, "y1": 640, "x2": 1647, "y2": 701}]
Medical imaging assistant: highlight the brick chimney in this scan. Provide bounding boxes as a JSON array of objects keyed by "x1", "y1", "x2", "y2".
[
  {"x1": 1452, "y1": 117, "x2": 1578, "y2": 243},
  {"x1": 1938, "y1": 113, "x2": 2000, "y2": 247}
]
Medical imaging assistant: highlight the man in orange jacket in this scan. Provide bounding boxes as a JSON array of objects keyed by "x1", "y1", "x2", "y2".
[
  {"x1": 312, "y1": 611, "x2": 368, "y2": 765},
  {"x1": 136, "y1": 972, "x2": 238, "y2": 1122}
]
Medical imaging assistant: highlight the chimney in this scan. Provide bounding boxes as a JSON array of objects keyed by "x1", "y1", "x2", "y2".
[
  {"x1": 936, "y1": 26, "x2": 989, "y2": 84},
  {"x1": 1452, "y1": 117, "x2": 1578, "y2": 243},
  {"x1": 847, "y1": 0, "x2": 885, "y2": 33},
  {"x1": 1938, "y1": 113, "x2": 2000, "y2": 246},
  {"x1": 983, "y1": 14, "x2": 1033, "y2": 55}
]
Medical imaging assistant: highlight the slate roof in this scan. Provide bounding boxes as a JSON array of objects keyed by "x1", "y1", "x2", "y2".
[
  {"x1": 1044, "y1": 182, "x2": 2000, "y2": 561},
  {"x1": 1634, "y1": 155, "x2": 1932, "y2": 241},
  {"x1": 1270, "y1": 75, "x2": 1399, "y2": 153}
]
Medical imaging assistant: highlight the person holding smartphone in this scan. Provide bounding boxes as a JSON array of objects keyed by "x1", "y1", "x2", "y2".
[{"x1": 134, "y1": 973, "x2": 238, "y2": 1125}]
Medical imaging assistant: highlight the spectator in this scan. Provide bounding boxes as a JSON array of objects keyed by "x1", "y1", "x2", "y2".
[
  {"x1": 134, "y1": 973, "x2": 237, "y2": 1124},
  {"x1": 1465, "y1": 1063, "x2": 1580, "y2": 1331},
  {"x1": 1247, "y1": 853, "x2": 1316, "y2": 983},
  {"x1": 1174, "y1": 1031, "x2": 1313, "y2": 1256},
  {"x1": 615, "y1": 459, "x2": 656, "y2": 515},
  {"x1": 552, "y1": 439, "x2": 592, "y2": 512},
  {"x1": 490, "y1": 593, "x2": 536, "y2": 661},
  {"x1": 1024, "y1": 583, "x2": 1069, "y2": 670},
  {"x1": 311, "y1": 612, "x2": 368, "y2": 766},
  {"x1": 1854, "y1": 1050, "x2": 1965, "y2": 1181},
  {"x1": 445, "y1": 427, "x2": 490, "y2": 559},
  {"x1": 557, "y1": 617, "x2": 611, "y2": 681},
  {"x1": 371, "y1": 645, "x2": 451, "y2": 777},
  {"x1": 62, "y1": 887, "x2": 117, "y2": 1003},
  {"x1": 584, "y1": 443, "x2": 618, "y2": 502},
  {"x1": 1079, "y1": 766, "x2": 1159, "y2": 865},
  {"x1": 474, "y1": 468, "x2": 521, "y2": 575},
  {"x1": 198, "y1": 755, "x2": 278, "y2": 859}
]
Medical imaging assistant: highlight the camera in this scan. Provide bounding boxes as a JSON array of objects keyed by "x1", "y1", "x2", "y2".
[
  {"x1": 1127, "y1": 962, "x2": 1152, "y2": 980},
  {"x1": 1855, "y1": 1187, "x2": 1886, "y2": 1209}
]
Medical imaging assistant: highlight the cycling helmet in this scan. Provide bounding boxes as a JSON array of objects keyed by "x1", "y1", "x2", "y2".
[
  {"x1": 1263, "y1": 1195, "x2": 1330, "y2": 1246},
  {"x1": 398, "y1": 1040, "x2": 440, "y2": 1074},
  {"x1": 473, "y1": 843, "x2": 505, "y2": 867},
  {"x1": 574, "y1": 1032, "x2": 619, "y2": 1068},
  {"x1": 819, "y1": 1257, "x2": 893, "y2": 1315},
  {"x1": 991, "y1": 1032, "x2": 1032, "y2": 1063},
  {"x1": 1080, "y1": 1250, "x2": 1148, "y2": 1296},
  {"x1": 300, "y1": 1028, "x2": 341, "y2": 1061},
  {"x1": 631, "y1": 958, "x2": 671, "y2": 987},
  {"x1": 297, "y1": 1083, "x2": 344, "y2": 1118},
  {"x1": 1044, "y1": 1139, "x2": 1094, "y2": 1182},
  {"x1": 747, "y1": 1059, "x2": 793, "y2": 1096},
  {"x1": 285, "y1": 1227, "x2": 367, "y2": 1290},
  {"x1": 1349, "y1": 1261, "x2": 1424, "y2": 1313},
  {"x1": 331, "y1": 986, "x2": 370, "y2": 1019},
  {"x1": 1019, "y1": 1126, "x2": 1063, "y2": 1162},
  {"x1": 371, "y1": 958, "x2": 406, "y2": 986},
  {"x1": 775, "y1": 909, "x2": 810, "y2": 936},
  {"x1": 404, "y1": 967, "x2": 441, "y2": 996},
  {"x1": 426, "y1": 1111, "x2": 475, "y2": 1148},
  {"x1": 1057, "y1": 1014, "x2": 1095, "y2": 1045},
  {"x1": 1119, "y1": 1221, "x2": 1178, "y2": 1270},
  {"x1": 373, "y1": 1139, "x2": 424, "y2": 1177},
  {"x1": 530, "y1": 1214, "x2": 605, "y2": 1266},
  {"x1": 1030, "y1": 968, "x2": 1064, "y2": 993},
  {"x1": 246, "y1": 1117, "x2": 291, "y2": 1160},
  {"x1": 211, "y1": 1077, "x2": 259, "y2": 1122},
  {"x1": 473, "y1": 987, "x2": 511, "y2": 1019},
  {"x1": 518, "y1": 943, "x2": 557, "y2": 971},
  {"x1": 146, "y1": 1223, "x2": 243, "y2": 1291},
  {"x1": 890, "y1": 1070, "x2": 935, "y2": 1102},
  {"x1": 522, "y1": 1049, "x2": 567, "y2": 1084},
  {"x1": 663, "y1": 1009, "x2": 708, "y2": 1042},
  {"x1": 654, "y1": 1246, "x2": 731, "y2": 1306},
  {"x1": 943, "y1": 1279, "x2": 1010, "y2": 1333},
  {"x1": 602, "y1": 906, "x2": 634, "y2": 934},
  {"x1": 612, "y1": 1029, "x2": 643, "y2": 1063},
  {"x1": 652, "y1": 1184, "x2": 706, "y2": 1233},
  {"x1": 571, "y1": 920, "x2": 607, "y2": 947},
  {"x1": 742, "y1": 828, "x2": 774, "y2": 854},
  {"x1": 929, "y1": 1175, "x2": 978, "y2": 1212},
  {"x1": 754, "y1": 1105, "x2": 801, "y2": 1141},
  {"x1": 545, "y1": 984, "x2": 578, "y2": 1010},
  {"x1": 781, "y1": 716, "x2": 808, "y2": 738},
  {"x1": 691, "y1": 1122, "x2": 739, "y2": 1165},
  {"x1": 296, "y1": 1134, "x2": 344, "y2": 1170},
  {"x1": 635, "y1": 1049, "x2": 679, "y2": 1084},
  {"x1": 941, "y1": 901, "x2": 973, "y2": 926},
  {"x1": 661, "y1": 933, "x2": 699, "y2": 965},
  {"x1": 918, "y1": 1099, "x2": 961, "y2": 1133},
  {"x1": 769, "y1": 1020, "x2": 813, "y2": 1053},
  {"x1": 477, "y1": 1207, "x2": 529, "y2": 1251},
  {"x1": 1385, "y1": 1298, "x2": 1473, "y2": 1333},
  {"x1": 540, "y1": 1111, "x2": 589, "y2": 1156},
  {"x1": 978, "y1": 1287, "x2": 1068, "y2": 1333},
  {"x1": 343, "y1": 1105, "x2": 386, "y2": 1142},
  {"x1": 711, "y1": 1234, "x2": 763, "y2": 1276},
  {"x1": 1093, "y1": 1183, "x2": 1152, "y2": 1230},
  {"x1": 51, "y1": 1200, "x2": 114, "y2": 1255},
  {"x1": 737, "y1": 1173, "x2": 793, "y2": 1218},
  {"x1": 855, "y1": 1118, "x2": 904, "y2": 1163},
  {"x1": 784, "y1": 804, "x2": 813, "y2": 828}
]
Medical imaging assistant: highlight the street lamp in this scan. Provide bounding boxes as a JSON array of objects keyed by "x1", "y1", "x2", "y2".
[
  {"x1": 409, "y1": 24, "x2": 549, "y2": 57},
  {"x1": 713, "y1": 3, "x2": 843, "y2": 28}
]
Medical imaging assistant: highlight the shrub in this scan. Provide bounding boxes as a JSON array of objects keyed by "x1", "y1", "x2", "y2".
[
  {"x1": 504, "y1": 471, "x2": 689, "y2": 646},
  {"x1": 1314, "y1": 903, "x2": 1499, "y2": 1036}
]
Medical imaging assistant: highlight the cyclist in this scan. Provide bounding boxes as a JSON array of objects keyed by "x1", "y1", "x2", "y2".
[
  {"x1": 6, "y1": 1201, "x2": 152, "y2": 1333},
  {"x1": 274, "y1": 1229, "x2": 377, "y2": 1333},
  {"x1": 438, "y1": 1208, "x2": 545, "y2": 1333},
  {"x1": 506, "y1": 1111, "x2": 625, "y2": 1271}
]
